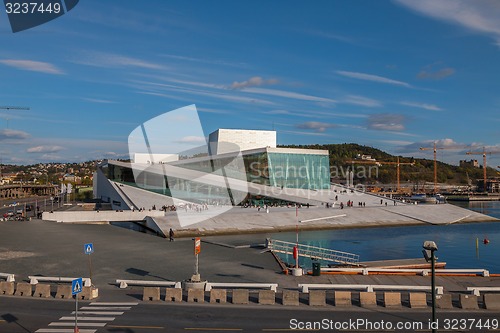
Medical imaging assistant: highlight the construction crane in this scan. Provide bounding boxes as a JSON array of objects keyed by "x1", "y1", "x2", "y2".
[
  {"x1": 419, "y1": 142, "x2": 467, "y2": 194},
  {"x1": 0, "y1": 106, "x2": 30, "y2": 110},
  {"x1": 0, "y1": 106, "x2": 30, "y2": 179},
  {"x1": 0, "y1": 106, "x2": 30, "y2": 128},
  {"x1": 466, "y1": 148, "x2": 500, "y2": 192},
  {"x1": 346, "y1": 157, "x2": 414, "y2": 193}
]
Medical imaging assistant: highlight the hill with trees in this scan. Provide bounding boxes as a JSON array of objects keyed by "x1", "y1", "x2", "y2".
[{"x1": 280, "y1": 143, "x2": 498, "y2": 186}]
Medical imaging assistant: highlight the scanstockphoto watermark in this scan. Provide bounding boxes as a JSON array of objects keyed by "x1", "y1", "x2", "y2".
[
  {"x1": 289, "y1": 318, "x2": 500, "y2": 331},
  {"x1": 248, "y1": 161, "x2": 379, "y2": 182},
  {"x1": 289, "y1": 318, "x2": 425, "y2": 331}
]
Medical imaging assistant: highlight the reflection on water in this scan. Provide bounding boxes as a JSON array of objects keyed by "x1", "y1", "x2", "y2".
[{"x1": 273, "y1": 201, "x2": 500, "y2": 272}]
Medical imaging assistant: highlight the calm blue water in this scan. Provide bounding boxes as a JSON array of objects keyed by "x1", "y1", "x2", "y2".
[{"x1": 273, "y1": 201, "x2": 500, "y2": 273}]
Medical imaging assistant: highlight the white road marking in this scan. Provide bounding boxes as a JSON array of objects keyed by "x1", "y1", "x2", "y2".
[
  {"x1": 59, "y1": 316, "x2": 115, "y2": 321},
  {"x1": 80, "y1": 306, "x2": 131, "y2": 310},
  {"x1": 90, "y1": 302, "x2": 138, "y2": 306},
  {"x1": 49, "y1": 322, "x2": 106, "y2": 327},
  {"x1": 71, "y1": 311, "x2": 124, "y2": 315},
  {"x1": 36, "y1": 329, "x2": 96, "y2": 333}
]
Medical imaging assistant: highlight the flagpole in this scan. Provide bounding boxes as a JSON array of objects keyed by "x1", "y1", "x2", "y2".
[{"x1": 296, "y1": 205, "x2": 299, "y2": 268}]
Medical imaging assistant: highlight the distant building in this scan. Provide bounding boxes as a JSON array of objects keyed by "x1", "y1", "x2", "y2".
[
  {"x1": 94, "y1": 128, "x2": 330, "y2": 210},
  {"x1": 477, "y1": 178, "x2": 500, "y2": 193},
  {"x1": 355, "y1": 154, "x2": 376, "y2": 161},
  {"x1": 62, "y1": 173, "x2": 82, "y2": 183},
  {"x1": 459, "y1": 159, "x2": 479, "y2": 168},
  {"x1": 209, "y1": 129, "x2": 276, "y2": 155}
]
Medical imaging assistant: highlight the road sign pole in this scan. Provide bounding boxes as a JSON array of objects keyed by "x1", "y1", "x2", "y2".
[
  {"x1": 71, "y1": 277, "x2": 82, "y2": 333},
  {"x1": 88, "y1": 254, "x2": 93, "y2": 285},
  {"x1": 75, "y1": 293, "x2": 78, "y2": 333}
]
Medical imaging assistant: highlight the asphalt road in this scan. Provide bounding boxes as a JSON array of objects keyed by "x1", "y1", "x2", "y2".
[{"x1": 1, "y1": 297, "x2": 500, "y2": 333}]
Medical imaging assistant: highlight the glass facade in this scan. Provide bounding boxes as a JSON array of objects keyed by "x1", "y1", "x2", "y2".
[
  {"x1": 101, "y1": 148, "x2": 330, "y2": 206},
  {"x1": 267, "y1": 152, "x2": 330, "y2": 189},
  {"x1": 173, "y1": 150, "x2": 330, "y2": 190}
]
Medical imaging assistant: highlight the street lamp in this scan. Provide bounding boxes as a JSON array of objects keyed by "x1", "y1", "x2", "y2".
[{"x1": 422, "y1": 240, "x2": 438, "y2": 333}]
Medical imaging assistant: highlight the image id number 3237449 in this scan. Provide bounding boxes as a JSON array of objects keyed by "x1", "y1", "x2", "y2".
[
  {"x1": 442, "y1": 318, "x2": 499, "y2": 330},
  {"x1": 5, "y1": 2, "x2": 61, "y2": 14}
]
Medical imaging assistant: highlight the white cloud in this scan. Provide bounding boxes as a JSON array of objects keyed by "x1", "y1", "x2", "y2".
[
  {"x1": 395, "y1": 0, "x2": 500, "y2": 46},
  {"x1": 242, "y1": 87, "x2": 337, "y2": 103},
  {"x1": 400, "y1": 101, "x2": 443, "y2": 111},
  {"x1": 266, "y1": 110, "x2": 290, "y2": 115},
  {"x1": 367, "y1": 114, "x2": 406, "y2": 131},
  {"x1": 336, "y1": 70, "x2": 411, "y2": 87},
  {"x1": 230, "y1": 76, "x2": 278, "y2": 89},
  {"x1": 0, "y1": 60, "x2": 64, "y2": 75},
  {"x1": 0, "y1": 129, "x2": 30, "y2": 140},
  {"x1": 75, "y1": 52, "x2": 166, "y2": 70},
  {"x1": 82, "y1": 98, "x2": 117, "y2": 104},
  {"x1": 27, "y1": 145, "x2": 65, "y2": 153},
  {"x1": 397, "y1": 138, "x2": 469, "y2": 153},
  {"x1": 280, "y1": 130, "x2": 332, "y2": 137},
  {"x1": 344, "y1": 95, "x2": 382, "y2": 107},
  {"x1": 296, "y1": 121, "x2": 337, "y2": 133},
  {"x1": 417, "y1": 66, "x2": 455, "y2": 80}
]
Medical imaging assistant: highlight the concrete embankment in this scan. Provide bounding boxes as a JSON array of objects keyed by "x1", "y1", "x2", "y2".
[{"x1": 150, "y1": 203, "x2": 498, "y2": 237}]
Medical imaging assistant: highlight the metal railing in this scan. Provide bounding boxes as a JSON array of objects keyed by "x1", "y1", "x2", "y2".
[
  {"x1": 298, "y1": 283, "x2": 444, "y2": 295},
  {"x1": 268, "y1": 239, "x2": 360, "y2": 265},
  {"x1": 205, "y1": 282, "x2": 278, "y2": 292},
  {"x1": 115, "y1": 279, "x2": 181, "y2": 289},
  {"x1": 28, "y1": 276, "x2": 91, "y2": 287}
]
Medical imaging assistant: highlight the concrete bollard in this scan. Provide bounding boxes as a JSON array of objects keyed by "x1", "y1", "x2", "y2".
[
  {"x1": 484, "y1": 294, "x2": 500, "y2": 310},
  {"x1": 232, "y1": 289, "x2": 249, "y2": 304},
  {"x1": 258, "y1": 290, "x2": 275, "y2": 305},
  {"x1": 409, "y1": 292, "x2": 427, "y2": 308},
  {"x1": 210, "y1": 289, "x2": 227, "y2": 304},
  {"x1": 436, "y1": 294, "x2": 453, "y2": 309},
  {"x1": 383, "y1": 292, "x2": 401, "y2": 307},
  {"x1": 282, "y1": 290, "x2": 299, "y2": 306},
  {"x1": 165, "y1": 288, "x2": 182, "y2": 302},
  {"x1": 309, "y1": 290, "x2": 326, "y2": 306},
  {"x1": 187, "y1": 288, "x2": 204, "y2": 303},
  {"x1": 55, "y1": 285, "x2": 73, "y2": 299},
  {"x1": 334, "y1": 291, "x2": 352, "y2": 307},
  {"x1": 34, "y1": 284, "x2": 51, "y2": 298},
  {"x1": 143, "y1": 287, "x2": 160, "y2": 301},
  {"x1": 0, "y1": 281, "x2": 15, "y2": 295},
  {"x1": 360, "y1": 292, "x2": 377, "y2": 307},
  {"x1": 79, "y1": 286, "x2": 98, "y2": 300},
  {"x1": 14, "y1": 282, "x2": 32, "y2": 297},
  {"x1": 459, "y1": 294, "x2": 478, "y2": 310}
]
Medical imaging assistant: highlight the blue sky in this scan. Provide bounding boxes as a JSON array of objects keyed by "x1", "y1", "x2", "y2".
[{"x1": 0, "y1": 0, "x2": 499, "y2": 166}]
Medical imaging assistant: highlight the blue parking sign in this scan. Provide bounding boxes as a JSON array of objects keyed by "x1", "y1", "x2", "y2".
[
  {"x1": 72, "y1": 278, "x2": 83, "y2": 295},
  {"x1": 84, "y1": 243, "x2": 94, "y2": 255}
]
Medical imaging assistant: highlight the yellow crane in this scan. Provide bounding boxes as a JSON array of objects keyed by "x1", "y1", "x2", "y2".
[
  {"x1": 419, "y1": 142, "x2": 466, "y2": 194},
  {"x1": 466, "y1": 148, "x2": 500, "y2": 192},
  {"x1": 346, "y1": 157, "x2": 414, "y2": 193}
]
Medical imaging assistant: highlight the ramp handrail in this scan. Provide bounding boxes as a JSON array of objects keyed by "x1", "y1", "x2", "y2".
[
  {"x1": 268, "y1": 239, "x2": 359, "y2": 265},
  {"x1": 29, "y1": 276, "x2": 91, "y2": 287},
  {"x1": 298, "y1": 283, "x2": 443, "y2": 295},
  {"x1": 205, "y1": 282, "x2": 278, "y2": 292},
  {"x1": 0, "y1": 273, "x2": 15, "y2": 282},
  {"x1": 115, "y1": 279, "x2": 181, "y2": 289},
  {"x1": 321, "y1": 267, "x2": 490, "y2": 277}
]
